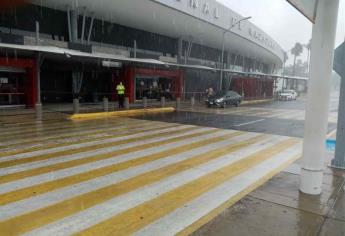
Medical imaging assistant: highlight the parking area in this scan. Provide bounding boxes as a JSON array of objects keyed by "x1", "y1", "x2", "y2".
[{"x1": 0, "y1": 110, "x2": 301, "y2": 235}]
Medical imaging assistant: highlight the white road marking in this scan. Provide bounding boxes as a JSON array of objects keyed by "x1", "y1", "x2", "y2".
[
  {"x1": 134, "y1": 143, "x2": 302, "y2": 236},
  {"x1": 234, "y1": 119, "x2": 266, "y2": 127}
]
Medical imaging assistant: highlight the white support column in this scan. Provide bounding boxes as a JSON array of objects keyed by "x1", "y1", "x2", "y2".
[
  {"x1": 81, "y1": 7, "x2": 87, "y2": 44},
  {"x1": 300, "y1": 0, "x2": 340, "y2": 195},
  {"x1": 70, "y1": 10, "x2": 78, "y2": 43}
]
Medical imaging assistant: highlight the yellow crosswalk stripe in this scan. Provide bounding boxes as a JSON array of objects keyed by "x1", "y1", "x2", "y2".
[
  {"x1": 0, "y1": 131, "x2": 241, "y2": 205},
  {"x1": 177, "y1": 154, "x2": 301, "y2": 236},
  {"x1": 0, "y1": 117, "x2": 144, "y2": 138},
  {"x1": 0, "y1": 121, "x2": 173, "y2": 150},
  {"x1": 0, "y1": 126, "x2": 197, "y2": 167},
  {"x1": 0, "y1": 123, "x2": 179, "y2": 157},
  {"x1": 76, "y1": 138, "x2": 298, "y2": 236},
  {"x1": 0, "y1": 134, "x2": 266, "y2": 235},
  {"x1": 0, "y1": 127, "x2": 206, "y2": 184}
]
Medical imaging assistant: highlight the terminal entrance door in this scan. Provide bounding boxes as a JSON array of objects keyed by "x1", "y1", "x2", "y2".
[{"x1": 135, "y1": 76, "x2": 174, "y2": 101}]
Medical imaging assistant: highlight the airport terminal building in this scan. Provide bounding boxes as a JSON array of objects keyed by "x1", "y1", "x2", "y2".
[{"x1": 0, "y1": 0, "x2": 285, "y2": 107}]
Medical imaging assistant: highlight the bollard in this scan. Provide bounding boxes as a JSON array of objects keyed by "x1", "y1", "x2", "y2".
[
  {"x1": 176, "y1": 97, "x2": 181, "y2": 110},
  {"x1": 73, "y1": 98, "x2": 79, "y2": 114},
  {"x1": 143, "y1": 97, "x2": 147, "y2": 108},
  {"x1": 35, "y1": 103, "x2": 42, "y2": 120},
  {"x1": 124, "y1": 97, "x2": 129, "y2": 110},
  {"x1": 191, "y1": 96, "x2": 195, "y2": 106},
  {"x1": 103, "y1": 97, "x2": 109, "y2": 112},
  {"x1": 161, "y1": 97, "x2": 166, "y2": 108}
]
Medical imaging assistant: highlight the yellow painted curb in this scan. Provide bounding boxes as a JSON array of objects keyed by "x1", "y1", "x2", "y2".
[
  {"x1": 242, "y1": 99, "x2": 274, "y2": 105},
  {"x1": 70, "y1": 107, "x2": 175, "y2": 120}
]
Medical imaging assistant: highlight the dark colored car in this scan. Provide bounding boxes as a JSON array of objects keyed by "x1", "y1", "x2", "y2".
[{"x1": 206, "y1": 90, "x2": 242, "y2": 108}]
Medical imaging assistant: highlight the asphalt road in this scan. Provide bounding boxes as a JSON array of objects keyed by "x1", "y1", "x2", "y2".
[{"x1": 136, "y1": 97, "x2": 338, "y2": 138}]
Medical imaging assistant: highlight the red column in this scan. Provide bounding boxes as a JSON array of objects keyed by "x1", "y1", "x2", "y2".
[
  {"x1": 26, "y1": 65, "x2": 37, "y2": 108},
  {"x1": 120, "y1": 66, "x2": 135, "y2": 103}
]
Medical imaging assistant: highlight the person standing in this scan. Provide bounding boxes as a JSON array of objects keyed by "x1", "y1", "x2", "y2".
[{"x1": 116, "y1": 82, "x2": 125, "y2": 108}]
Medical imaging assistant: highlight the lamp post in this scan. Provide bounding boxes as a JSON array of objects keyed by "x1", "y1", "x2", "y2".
[{"x1": 220, "y1": 16, "x2": 252, "y2": 91}]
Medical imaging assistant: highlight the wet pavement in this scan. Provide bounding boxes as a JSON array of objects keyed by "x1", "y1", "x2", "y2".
[
  {"x1": 135, "y1": 103, "x2": 337, "y2": 138},
  {"x1": 193, "y1": 164, "x2": 345, "y2": 236},
  {"x1": 0, "y1": 96, "x2": 343, "y2": 235}
]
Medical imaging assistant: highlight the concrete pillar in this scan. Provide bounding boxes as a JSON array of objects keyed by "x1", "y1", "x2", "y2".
[
  {"x1": 143, "y1": 97, "x2": 147, "y2": 108},
  {"x1": 161, "y1": 97, "x2": 166, "y2": 108},
  {"x1": 35, "y1": 52, "x2": 42, "y2": 120},
  {"x1": 176, "y1": 97, "x2": 181, "y2": 110},
  {"x1": 73, "y1": 98, "x2": 79, "y2": 114},
  {"x1": 70, "y1": 10, "x2": 78, "y2": 43},
  {"x1": 178, "y1": 37, "x2": 183, "y2": 63},
  {"x1": 300, "y1": 0, "x2": 340, "y2": 195},
  {"x1": 191, "y1": 96, "x2": 195, "y2": 106},
  {"x1": 124, "y1": 97, "x2": 129, "y2": 110},
  {"x1": 35, "y1": 103, "x2": 42, "y2": 120},
  {"x1": 103, "y1": 97, "x2": 108, "y2": 112}
]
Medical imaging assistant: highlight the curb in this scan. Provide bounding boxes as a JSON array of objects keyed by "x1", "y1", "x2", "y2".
[
  {"x1": 242, "y1": 99, "x2": 274, "y2": 105},
  {"x1": 70, "y1": 107, "x2": 175, "y2": 120}
]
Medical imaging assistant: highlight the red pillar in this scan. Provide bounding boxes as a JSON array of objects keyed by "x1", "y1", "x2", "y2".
[
  {"x1": 26, "y1": 66, "x2": 37, "y2": 107},
  {"x1": 176, "y1": 70, "x2": 184, "y2": 98}
]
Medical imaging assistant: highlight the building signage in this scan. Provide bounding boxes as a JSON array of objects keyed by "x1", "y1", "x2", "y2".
[
  {"x1": 159, "y1": 0, "x2": 282, "y2": 58},
  {"x1": 185, "y1": 0, "x2": 220, "y2": 19},
  {"x1": 102, "y1": 61, "x2": 122, "y2": 68}
]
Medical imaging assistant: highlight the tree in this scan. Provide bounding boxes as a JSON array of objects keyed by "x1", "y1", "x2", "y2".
[
  {"x1": 291, "y1": 42, "x2": 304, "y2": 76},
  {"x1": 305, "y1": 39, "x2": 311, "y2": 74},
  {"x1": 283, "y1": 51, "x2": 289, "y2": 64}
]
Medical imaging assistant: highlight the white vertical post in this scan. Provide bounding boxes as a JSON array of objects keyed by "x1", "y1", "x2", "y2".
[
  {"x1": 161, "y1": 97, "x2": 166, "y2": 108},
  {"x1": 73, "y1": 98, "x2": 79, "y2": 114},
  {"x1": 133, "y1": 40, "x2": 137, "y2": 58},
  {"x1": 300, "y1": 0, "x2": 340, "y2": 195},
  {"x1": 103, "y1": 97, "x2": 109, "y2": 112},
  {"x1": 81, "y1": 7, "x2": 87, "y2": 44},
  {"x1": 35, "y1": 50, "x2": 42, "y2": 120},
  {"x1": 35, "y1": 21, "x2": 40, "y2": 45},
  {"x1": 124, "y1": 97, "x2": 129, "y2": 110}
]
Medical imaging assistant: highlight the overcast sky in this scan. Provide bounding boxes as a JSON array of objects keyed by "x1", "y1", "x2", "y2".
[{"x1": 217, "y1": 0, "x2": 345, "y2": 65}]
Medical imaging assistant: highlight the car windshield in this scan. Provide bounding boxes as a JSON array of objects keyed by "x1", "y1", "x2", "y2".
[
  {"x1": 227, "y1": 91, "x2": 238, "y2": 97},
  {"x1": 215, "y1": 91, "x2": 227, "y2": 97}
]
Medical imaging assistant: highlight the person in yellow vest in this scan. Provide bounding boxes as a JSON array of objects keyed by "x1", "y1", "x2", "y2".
[{"x1": 116, "y1": 82, "x2": 125, "y2": 108}]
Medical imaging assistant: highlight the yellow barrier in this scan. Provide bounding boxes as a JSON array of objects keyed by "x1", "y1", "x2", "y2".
[{"x1": 70, "y1": 107, "x2": 175, "y2": 120}]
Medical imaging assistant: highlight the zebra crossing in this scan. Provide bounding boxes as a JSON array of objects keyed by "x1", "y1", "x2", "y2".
[{"x1": 0, "y1": 115, "x2": 302, "y2": 235}]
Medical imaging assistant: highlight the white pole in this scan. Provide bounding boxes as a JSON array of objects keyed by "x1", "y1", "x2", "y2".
[
  {"x1": 300, "y1": 0, "x2": 339, "y2": 195},
  {"x1": 220, "y1": 32, "x2": 225, "y2": 91}
]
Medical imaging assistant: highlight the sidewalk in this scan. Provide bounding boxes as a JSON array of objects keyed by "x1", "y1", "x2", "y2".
[{"x1": 193, "y1": 150, "x2": 345, "y2": 236}]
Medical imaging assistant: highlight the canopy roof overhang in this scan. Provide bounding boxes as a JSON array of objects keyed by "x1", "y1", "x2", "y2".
[{"x1": 0, "y1": 43, "x2": 308, "y2": 80}]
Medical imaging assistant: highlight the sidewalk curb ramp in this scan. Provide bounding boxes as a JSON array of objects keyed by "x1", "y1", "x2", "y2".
[{"x1": 70, "y1": 107, "x2": 175, "y2": 120}]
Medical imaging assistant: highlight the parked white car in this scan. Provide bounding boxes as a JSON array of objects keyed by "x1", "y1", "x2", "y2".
[{"x1": 278, "y1": 90, "x2": 298, "y2": 101}]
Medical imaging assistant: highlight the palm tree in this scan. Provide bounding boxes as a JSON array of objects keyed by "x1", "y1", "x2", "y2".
[
  {"x1": 282, "y1": 51, "x2": 288, "y2": 89},
  {"x1": 291, "y1": 42, "x2": 304, "y2": 76},
  {"x1": 283, "y1": 51, "x2": 288, "y2": 73},
  {"x1": 305, "y1": 40, "x2": 311, "y2": 74}
]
